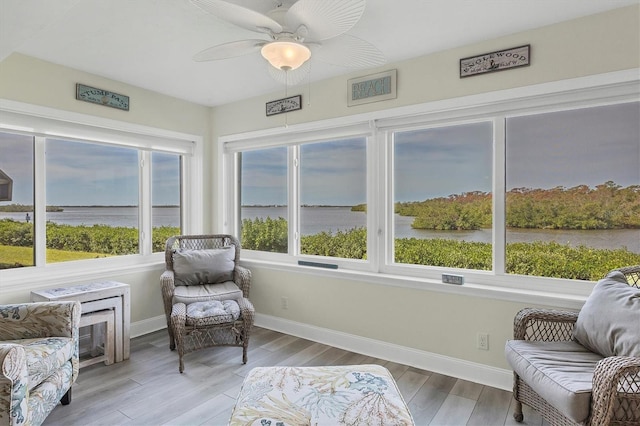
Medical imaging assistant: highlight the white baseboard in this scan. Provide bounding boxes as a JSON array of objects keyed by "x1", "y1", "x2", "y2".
[
  {"x1": 255, "y1": 313, "x2": 513, "y2": 391},
  {"x1": 132, "y1": 313, "x2": 512, "y2": 391},
  {"x1": 130, "y1": 314, "x2": 167, "y2": 338}
]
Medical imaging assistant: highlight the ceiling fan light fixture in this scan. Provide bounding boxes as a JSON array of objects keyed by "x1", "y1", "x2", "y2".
[{"x1": 261, "y1": 40, "x2": 311, "y2": 71}]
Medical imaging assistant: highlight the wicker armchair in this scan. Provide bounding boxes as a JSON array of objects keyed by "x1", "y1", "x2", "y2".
[
  {"x1": 160, "y1": 234, "x2": 254, "y2": 373},
  {"x1": 506, "y1": 265, "x2": 640, "y2": 425}
]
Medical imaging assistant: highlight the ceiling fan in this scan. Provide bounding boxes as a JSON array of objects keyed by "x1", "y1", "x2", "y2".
[{"x1": 190, "y1": 0, "x2": 386, "y2": 84}]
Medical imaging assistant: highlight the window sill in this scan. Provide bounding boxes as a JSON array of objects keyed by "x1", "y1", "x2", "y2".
[
  {"x1": 0, "y1": 253, "x2": 166, "y2": 294},
  {"x1": 240, "y1": 258, "x2": 589, "y2": 310}
]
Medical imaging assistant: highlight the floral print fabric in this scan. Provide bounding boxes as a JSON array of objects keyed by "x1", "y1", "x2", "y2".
[
  {"x1": 0, "y1": 302, "x2": 80, "y2": 426},
  {"x1": 229, "y1": 365, "x2": 415, "y2": 426}
]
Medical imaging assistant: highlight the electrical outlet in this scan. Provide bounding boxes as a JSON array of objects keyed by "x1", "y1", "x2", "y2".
[
  {"x1": 477, "y1": 332, "x2": 489, "y2": 350},
  {"x1": 281, "y1": 296, "x2": 288, "y2": 310},
  {"x1": 442, "y1": 273, "x2": 464, "y2": 285}
]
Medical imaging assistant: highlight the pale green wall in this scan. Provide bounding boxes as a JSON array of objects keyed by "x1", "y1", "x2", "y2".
[
  {"x1": 210, "y1": 5, "x2": 639, "y2": 370},
  {"x1": 0, "y1": 6, "x2": 637, "y2": 370}
]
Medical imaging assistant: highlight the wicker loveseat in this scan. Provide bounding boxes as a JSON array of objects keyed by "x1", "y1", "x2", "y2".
[
  {"x1": 505, "y1": 266, "x2": 640, "y2": 425},
  {"x1": 0, "y1": 301, "x2": 81, "y2": 426}
]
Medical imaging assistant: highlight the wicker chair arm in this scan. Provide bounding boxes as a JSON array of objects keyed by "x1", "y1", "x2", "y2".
[
  {"x1": 589, "y1": 356, "x2": 640, "y2": 425},
  {"x1": 235, "y1": 265, "x2": 252, "y2": 298},
  {"x1": 513, "y1": 307, "x2": 579, "y2": 341},
  {"x1": 160, "y1": 270, "x2": 176, "y2": 319}
]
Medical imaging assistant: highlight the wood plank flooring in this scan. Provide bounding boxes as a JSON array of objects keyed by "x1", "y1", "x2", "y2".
[{"x1": 45, "y1": 327, "x2": 549, "y2": 426}]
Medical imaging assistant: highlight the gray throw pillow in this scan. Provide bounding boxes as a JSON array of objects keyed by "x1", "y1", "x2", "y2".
[
  {"x1": 172, "y1": 246, "x2": 235, "y2": 286},
  {"x1": 573, "y1": 271, "x2": 640, "y2": 357}
]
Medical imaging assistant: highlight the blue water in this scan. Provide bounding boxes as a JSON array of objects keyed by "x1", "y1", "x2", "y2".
[
  {"x1": 0, "y1": 206, "x2": 180, "y2": 228},
  {"x1": 1, "y1": 206, "x2": 638, "y2": 253}
]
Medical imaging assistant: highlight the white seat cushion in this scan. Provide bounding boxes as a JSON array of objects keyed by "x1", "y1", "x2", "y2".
[{"x1": 505, "y1": 340, "x2": 604, "y2": 424}]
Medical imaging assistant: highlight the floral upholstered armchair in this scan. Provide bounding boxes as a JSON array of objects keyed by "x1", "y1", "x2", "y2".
[{"x1": 0, "y1": 301, "x2": 81, "y2": 426}]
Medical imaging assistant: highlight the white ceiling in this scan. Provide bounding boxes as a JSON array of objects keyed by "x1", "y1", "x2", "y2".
[{"x1": 1, "y1": 0, "x2": 637, "y2": 107}]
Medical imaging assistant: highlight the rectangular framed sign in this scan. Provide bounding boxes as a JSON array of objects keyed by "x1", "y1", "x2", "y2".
[
  {"x1": 348, "y1": 69, "x2": 397, "y2": 107},
  {"x1": 76, "y1": 83, "x2": 130, "y2": 111},
  {"x1": 266, "y1": 95, "x2": 302, "y2": 116},
  {"x1": 460, "y1": 45, "x2": 530, "y2": 78}
]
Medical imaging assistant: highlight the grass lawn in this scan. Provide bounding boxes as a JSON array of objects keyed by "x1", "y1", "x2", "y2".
[{"x1": 0, "y1": 244, "x2": 109, "y2": 268}]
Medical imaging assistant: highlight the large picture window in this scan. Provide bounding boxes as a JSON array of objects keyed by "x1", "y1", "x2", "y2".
[
  {"x1": 505, "y1": 102, "x2": 640, "y2": 280},
  {"x1": 392, "y1": 122, "x2": 493, "y2": 270},
  {"x1": 0, "y1": 104, "x2": 199, "y2": 275},
  {"x1": 222, "y1": 75, "x2": 639, "y2": 290},
  {"x1": 45, "y1": 139, "x2": 140, "y2": 263}
]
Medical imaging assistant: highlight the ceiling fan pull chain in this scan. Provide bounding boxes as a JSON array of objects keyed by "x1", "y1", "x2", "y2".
[
  {"x1": 285, "y1": 70, "x2": 289, "y2": 128},
  {"x1": 307, "y1": 62, "x2": 311, "y2": 107}
]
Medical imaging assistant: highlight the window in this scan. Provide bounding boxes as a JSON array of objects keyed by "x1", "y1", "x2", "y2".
[
  {"x1": 0, "y1": 132, "x2": 35, "y2": 269},
  {"x1": 392, "y1": 122, "x2": 493, "y2": 270},
  {"x1": 152, "y1": 152, "x2": 182, "y2": 252},
  {"x1": 223, "y1": 74, "x2": 639, "y2": 289},
  {"x1": 237, "y1": 137, "x2": 369, "y2": 261},
  {"x1": 0, "y1": 102, "x2": 200, "y2": 275},
  {"x1": 300, "y1": 138, "x2": 367, "y2": 260},
  {"x1": 45, "y1": 139, "x2": 140, "y2": 263},
  {"x1": 240, "y1": 147, "x2": 288, "y2": 253},
  {"x1": 505, "y1": 102, "x2": 640, "y2": 281}
]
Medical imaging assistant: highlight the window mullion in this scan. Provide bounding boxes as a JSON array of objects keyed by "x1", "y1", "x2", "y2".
[
  {"x1": 139, "y1": 151, "x2": 152, "y2": 255},
  {"x1": 493, "y1": 117, "x2": 506, "y2": 274},
  {"x1": 34, "y1": 137, "x2": 46, "y2": 266},
  {"x1": 289, "y1": 146, "x2": 300, "y2": 256},
  {"x1": 369, "y1": 129, "x2": 383, "y2": 273}
]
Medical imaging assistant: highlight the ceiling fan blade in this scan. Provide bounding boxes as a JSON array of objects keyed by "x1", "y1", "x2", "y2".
[
  {"x1": 285, "y1": 0, "x2": 365, "y2": 41},
  {"x1": 193, "y1": 39, "x2": 266, "y2": 62},
  {"x1": 190, "y1": 0, "x2": 282, "y2": 34},
  {"x1": 313, "y1": 35, "x2": 385, "y2": 68}
]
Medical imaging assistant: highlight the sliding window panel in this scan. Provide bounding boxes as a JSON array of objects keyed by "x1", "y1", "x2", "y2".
[
  {"x1": 45, "y1": 139, "x2": 140, "y2": 263},
  {"x1": 505, "y1": 102, "x2": 640, "y2": 281},
  {"x1": 392, "y1": 122, "x2": 493, "y2": 270},
  {"x1": 240, "y1": 147, "x2": 289, "y2": 253},
  {"x1": 152, "y1": 152, "x2": 182, "y2": 252},
  {"x1": 0, "y1": 132, "x2": 35, "y2": 269},
  {"x1": 299, "y1": 137, "x2": 367, "y2": 260}
]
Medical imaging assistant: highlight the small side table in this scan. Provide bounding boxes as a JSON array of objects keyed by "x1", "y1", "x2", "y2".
[
  {"x1": 78, "y1": 310, "x2": 115, "y2": 368},
  {"x1": 31, "y1": 281, "x2": 130, "y2": 362}
]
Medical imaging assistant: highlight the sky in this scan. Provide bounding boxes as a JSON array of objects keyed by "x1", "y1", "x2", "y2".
[
  {"x1": 241, "y1": 101, "x2": 638, "y2": 205},
  {"x1": 0, "y1": 136, "x2": 180, "y2": 206},
  {"x1": 1, "y1": 102, "x2": 638, "y2": 207}
]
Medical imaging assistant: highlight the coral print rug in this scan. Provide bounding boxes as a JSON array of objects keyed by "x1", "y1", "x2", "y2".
[{"x1": 229, "y1": 364, "x2": 415, "y2": 425}]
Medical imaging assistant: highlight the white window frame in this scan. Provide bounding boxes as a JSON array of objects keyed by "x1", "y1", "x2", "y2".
[
  {"x1": 220, "y1": 69, "x2": 639, "y2": 307},
  {"x1": 0, "y1": 99, "x2": 204, "y2": 291}
]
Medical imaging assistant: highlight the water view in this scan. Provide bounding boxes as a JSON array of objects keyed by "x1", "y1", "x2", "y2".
[{"x1": 1, "y1": 205, "x2": 637, "y2": 253}]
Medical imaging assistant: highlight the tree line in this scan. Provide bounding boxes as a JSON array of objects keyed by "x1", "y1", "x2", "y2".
[{"x1": 391, "y1": 181, "x2": 639, "y2": 231}]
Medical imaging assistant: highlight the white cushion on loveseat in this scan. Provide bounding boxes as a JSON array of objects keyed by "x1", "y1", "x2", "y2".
[{"x1": 504, "y1": 340, "x2": 604, "y2": 424}]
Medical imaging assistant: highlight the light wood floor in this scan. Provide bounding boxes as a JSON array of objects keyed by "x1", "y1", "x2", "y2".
[{"x1": 45, "y1": 327, "x2": 548, "y2": 426}]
